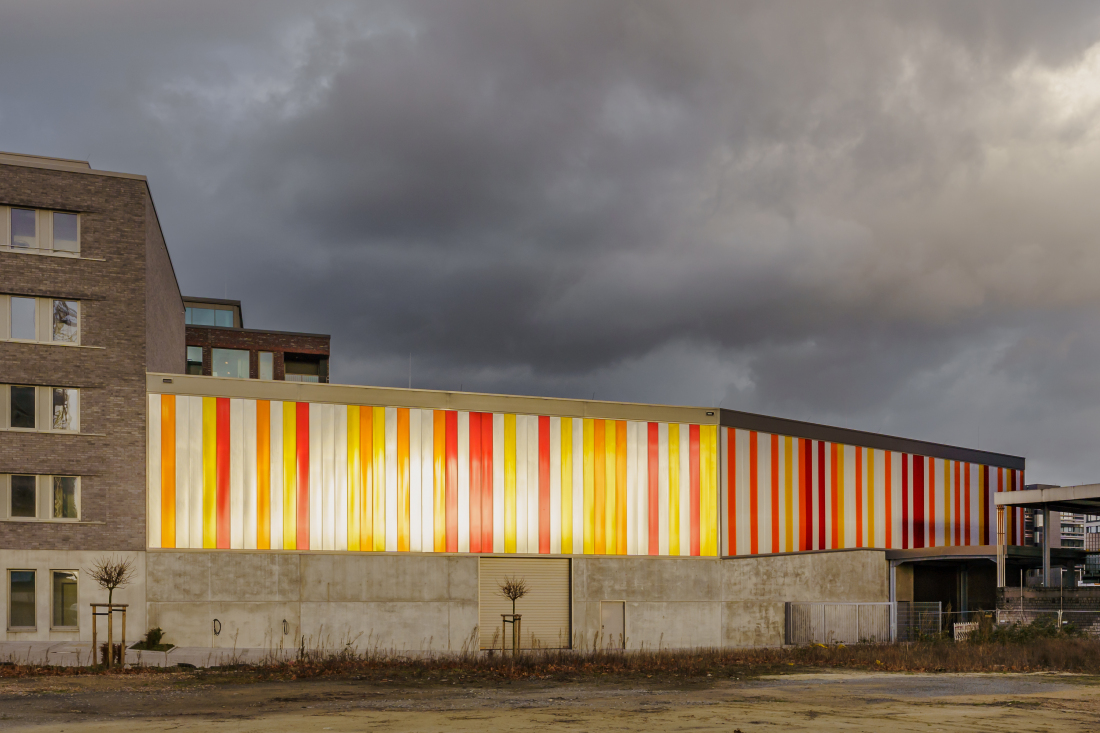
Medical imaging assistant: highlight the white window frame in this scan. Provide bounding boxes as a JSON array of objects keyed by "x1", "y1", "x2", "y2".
[
  {"x1": 1, "y1": 385, "x2": 80, "y2": 433},
  {"x1": 0, "y1": 295, "x2": 82, "y2": 345},
  {"x1": 0, "y1": 474, "x2": 81, "y2": 522},
  {"x1": 49, "y1": 570, "x2": 79, "y2": 630},
  {"x1": 7, "y1": 569, "x2": 37, "y2": 631},
  {"x1": 0, "y1": 206, "x2": 80, "y2": 256}
]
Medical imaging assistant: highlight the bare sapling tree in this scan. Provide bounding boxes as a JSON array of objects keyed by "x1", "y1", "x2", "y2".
[
  {"x1": 86, "y1": 555, "x2": 136, "y2": 605},
  {"x1": 499, "y1": 576, "x2": 529, "y2": 615}
]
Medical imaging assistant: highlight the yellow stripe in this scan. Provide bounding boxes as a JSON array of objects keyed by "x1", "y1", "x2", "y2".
[
  {"x1": 784, "y1": 435, "x2": 793, "y2": 553},
  {"x1": 701, "y1": 425, "x2": 718, "y2": 556},
  {"x1": 604, "y1": 420, "x2": 617, "y2": 555},
  {"x1": 397, "y1": 408, "x2": 410, "y2": 552},
  {"x1": 202, "y1": 396, "x2": 217, "y2": 549},
  {"x1": 668, "y1": 423, "x2": 680, "y2": 555},
  {"x1": 582, "y1": 419, "x2": 594, "y2": 554},
  {"x1": 868, "y1": 448, "x2": 876, "y2": 548},
  {"x1": 560, "y1": 417, "x2": 573, "y2": 553},
  {"x1": 504, "y1": 413, "x2": 516, "y2": 553},
  {"x1": 373, "y1": 405, "x2": 386, "y2": 551},
  {"x1": 347, "y1": 405, "x2": 361, "y2": 552},
  {"x1": 283, "y1": 401, "x2": 297, "y2": 550}
]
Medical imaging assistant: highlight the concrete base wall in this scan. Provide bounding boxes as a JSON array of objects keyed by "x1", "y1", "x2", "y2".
[{"x1": 2, "y1": 549, "x2": 888, "y2": 651}]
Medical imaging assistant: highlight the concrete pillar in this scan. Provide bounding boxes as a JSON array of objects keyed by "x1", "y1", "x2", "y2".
[
  {"x1": 996, "y1": 506, "x2": 1006, "y2": 588},
  {"x1": 1042, "y1": 506, "x2": 1052, "y2": 588}
]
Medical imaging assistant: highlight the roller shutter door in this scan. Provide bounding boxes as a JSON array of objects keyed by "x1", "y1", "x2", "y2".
[{"x1": 479, "y1": 557, "x2": 571, "y2": 650}]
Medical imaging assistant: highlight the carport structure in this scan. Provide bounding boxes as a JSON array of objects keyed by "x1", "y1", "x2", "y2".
[{"x1": 994, "y1": 484, "x2": 1100, "y2": 587}]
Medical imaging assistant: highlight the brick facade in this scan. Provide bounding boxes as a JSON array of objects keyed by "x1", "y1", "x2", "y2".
[
  {"x1": 0, "y1": 160, "x2": 183, "y2": 551},
  {"x1": 185, "y1": 325, "x2": 329, "y2": 381}
]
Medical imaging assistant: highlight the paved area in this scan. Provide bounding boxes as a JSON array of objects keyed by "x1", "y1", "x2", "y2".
[{"x1": 0, "y1": 669, "x2": 1097, "y2": 731}]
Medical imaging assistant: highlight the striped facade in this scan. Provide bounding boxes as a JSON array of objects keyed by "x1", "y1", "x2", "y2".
[
  {"x1": 146, "y1": 394, "x2": 720, "y2": 557},
  {"x1": 721, "y1": 428, "x2": 1025, "y2": 556}
]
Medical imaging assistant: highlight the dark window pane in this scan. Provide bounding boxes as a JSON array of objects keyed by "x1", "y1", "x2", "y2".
[
  {"x1": 11, "y1": 475, "x2": 36, "y2": 518},
  {"x1": 215, "y1": 309, "x2": 233, "y2": 327},
  {"x1": 11, "y1": 386, "x2": 35, "y2": 428},
  {"x1": 11, "y1": 208, "x2": 35, "y2": 248},
  {"x1": 9, "y1": 571, "x2": 35, "y2": 627},
  {"x1": 186, "y1": 345, "x2": 203, "y2": 375},
  {"x1": 52, "y1": 212, "x2": 79, "y2": 253},
  {"x1": 53, "y1": 571, "x2": 78, "y2": 627},
  {"x1": 53, "y1": 477, "x2": 77, "y2": 519},
  {"x1": 11, "y1": 297, "x2": 36, "y2": 340},
  {"x1": 52, "y1": 300, "x2": 79, "y2": 342}
]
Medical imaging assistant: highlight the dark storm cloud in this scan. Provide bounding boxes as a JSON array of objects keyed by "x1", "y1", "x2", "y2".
[{"x1": 4, "y1": 1, "x2": 1100, "y2": 483}]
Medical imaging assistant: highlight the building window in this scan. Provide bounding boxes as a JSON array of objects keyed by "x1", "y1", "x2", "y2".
[
  {"x1": 52, "y1": 477, "x2": 78, "y2": 519},
  {"x1": 284, "y1": 355, "x2": 321, "y2": 382},
  {"x1": 52, "y1": 300, "x2": 79, "y2": 343},
  {"x1": 186, "y1": 346, "x2": 203, "y2": 375},
  {"x1": 52, "y1": 571, "x2": 78, "y2": 628},
  {"x1": 52, "y1": 388, "x2": 79, "y2": 431},
  {"x1": 10, "y1": 209, "x2": 36, "y2": 249},
  {"x1": 10, "y1": 296, "x2": 36, "y2": 340},
  {"x1": 185, "y1": 306, "x2": 234, "y2": 327},
  {"x1": 52, "y1": 213, "x2": 79, "y2": 254},
  {"x1": 8, "y1": 571, "x2": 35, "y2": 629},
  {"x1": 212, "y1": 348, "x2": 249, "y2": 379},
  {"x1": 10, "y1": 386, "x2": 35, "y2": 429},
  {"x1": 10, "y1": 475, "x2": 37, "y2": 518},
  {"x1": 258, "y1": 351, "x2": 274, "y2": 380}
]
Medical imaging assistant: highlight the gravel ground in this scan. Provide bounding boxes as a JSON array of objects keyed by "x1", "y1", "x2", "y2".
[{"x1": 0, "y1": 669, "x2": 1097, "y2": 731}]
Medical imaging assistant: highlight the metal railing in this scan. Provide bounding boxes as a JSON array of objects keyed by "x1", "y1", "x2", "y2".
[{"x1": 785, "y1": 601, "x2": 942, "y2": 644}]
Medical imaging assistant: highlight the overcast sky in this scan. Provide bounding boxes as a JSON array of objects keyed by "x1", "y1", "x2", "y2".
[{"x1": 4, "y1": 1, "x2": 1100, "y2": 484}]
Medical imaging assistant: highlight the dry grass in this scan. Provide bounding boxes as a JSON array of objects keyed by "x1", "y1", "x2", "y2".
[{"x1": 2, "y1": 634, "x2": 1099, "y2": 681}]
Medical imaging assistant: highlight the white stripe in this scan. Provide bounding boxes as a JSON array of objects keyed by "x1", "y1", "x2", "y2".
[
  {"x1": 549, "y1": 416, "x2": 562, "y2": 555},
  {"x1": 527, "y1": 415, "x2": 539, "y2": 551},
  {"x1": 572, "y1": 418, "x2": 583, "y2": 554},
  {"x1": 335, "y1": 404, "x2": 348, "y2": 551},
  {"x1": 174, "y1": 397, "x2": 190, "y2": 549},
  {"x1": 243, "y1": 399, "x2": 257, "y2": 550},
  {"x1": 148, "y1": 395, "x2": 162, "y2": 549},
  {"x1": 269, "y1": 401, "x2": 283, "y2": 551},
  {"x1": 309, "y1": 403, "x2": 323, "y2": 549},
  {"x1": 409, "y1": 408, "x2": 422, "y2": 552},
  {"x1": 229, "y1": 399, "x2": 244, "y2": 549},
  {"x1": 384, "y1": 406, "x2": 398, "y2": 552},
  {"x1": 422, "y1": 410, "x2": 435, "y2": 552},
  {"x1": 493, "y1": 413, "x2": 505, "y2": 553},
  {"x1": 658, "y1": 422, "x2": 669, "y2": 555},
  {"x1": 515, "y1": 415, "x2": 528, "y2": 553},
  {"x1": 719, "y1": 427, "x2": 728, "y2": 556},
  {"x1": 321, "y1": 402, "x2": 336, "y2": 551},
  {"x1": 458, "y1": 411, "x2": 470, "y2": 553},
  {"x1": 189, "y1": 397, "x2": 204, "y2": 549}
]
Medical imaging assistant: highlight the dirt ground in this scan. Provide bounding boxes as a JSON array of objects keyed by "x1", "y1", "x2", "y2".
[{"x1": 1, "y1": 669, "x2": 1097, "y2": 732}]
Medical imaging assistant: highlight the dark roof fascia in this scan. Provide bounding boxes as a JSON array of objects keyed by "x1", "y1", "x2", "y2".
[
  {"x1": 719, "y1": 408, "x2": 1025, "y2": 471},
  {"x1": 182, "y1": 296, "x2": 243, "y2": 307},
  {"x1": 185, "y1": 324, "x2": 331, "y2": 340}
]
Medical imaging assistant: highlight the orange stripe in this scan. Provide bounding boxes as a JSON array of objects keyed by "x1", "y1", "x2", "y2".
[
  {"x1": 594, "y1": 420, "x2": 606, "y2": 554},
  {"x1": 257, "y1": 400, "x2": 270, "y2": 550},
  {"x1": 434, "y1": 410, "x2": 446, "y2": 552},
  {"x1": 161, "y1": 394, "x2": 176, "y2": 548},
  {"x1": 854, "y1": 447, "x2": 863, "y2": 548}
]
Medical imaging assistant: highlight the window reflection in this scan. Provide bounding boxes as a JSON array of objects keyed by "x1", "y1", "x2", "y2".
[
  {"x1": 52, "y1": 388, "x2": 78, "y2": 431},
  {"x1": 52, "y1": 213, "x2": 79, "y2": 253},
  {"x1": 52, "y1": 300, "x2": 78, "y2": 343},
  {"x1": 11, "y1": 297, "x2": 36, "y2": 340},
  {"x1": 212, "y1": 348, "x2": 249, "y2": 378},
  {"x1": 52, "y1": 571, "x2": 78, "y2": 627},
  {"x1": 11, "y1": 209, "x2": 35, "y2": 248},
  {"x1": 53, "y1": 477, "x2": 78, "y2": 519}
]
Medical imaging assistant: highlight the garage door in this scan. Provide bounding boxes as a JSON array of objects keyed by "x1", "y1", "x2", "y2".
[{"x1": 479, "y1": 557, "x2": 571, "y2": 650}]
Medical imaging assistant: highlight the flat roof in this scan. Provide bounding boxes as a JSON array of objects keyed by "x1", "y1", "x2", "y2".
[
  {"x1": 994, "y1": 484, "x2": 1100, "y2": 513},
  {"x1": 183, "y1": 296, "x2": 243, "y2": 308},
  {"x1": 0, "y1": 150, "x2": 147, "y2": 181},
  {"x1": 185, "y1": 324, "x2": 330, "y2": 340},
  {"x1": 720, "y1": 408, "x2": 1024, "y2": 470}
]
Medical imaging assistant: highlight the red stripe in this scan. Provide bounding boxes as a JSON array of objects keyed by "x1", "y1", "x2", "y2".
[
  {"x1": 800, "y1": 438, "x2": 811, "y2": 551},
  {"x1": 817, "y1": 441, "x2": 826, "y2": 550},
  {"x1": 539, "y1": 415, "x2": 551, "y2": 554},
  {"x1": 954, "y1": 461, "x2": 961, "y2": 545},
  {"x1": 445, "y1": 410, "x2": 458, "y2": 553},
  {"x1": 770, "y1": 433, "x2": 779, "y2": 553},
  {"x1": 725, "y1": 428, "x2": 736, "y2": 555},
  {"x1": 216, "y1": 398, "x2": 231, "y2": 550},
  {"x1": 649, "y1": 423, "x2": 660, "y2": 555},
  {"x1": 913, "y1": 456, "x2": 925, "y2": 549},
  {"x1": 884, "y1": 451, "x2": 893, "y2": 548},
  {"x1": 296, "y1": 402, "x2": 310, "y2": 551},
  {"x1": 855, "y1": 447, "x2": 863, "y2": 548},
  {"x1": 749, "y1": 431, "x2": 759, "y2": 555},
  {"x1": 902, "y1": 454, "x2": 910, "y2": 549},
  {"x1": 689, "y1": 424, "x2": 701, "y2": 556},
  {"x1": 482, "y1": 414, "x2": 494, "y2": 552},
  {"x1": 964, "y1": 463, "x2": 971, "y2": 545},
  {"x1": 469, "y1": 412, "x2": 482, "y2": 553}
]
